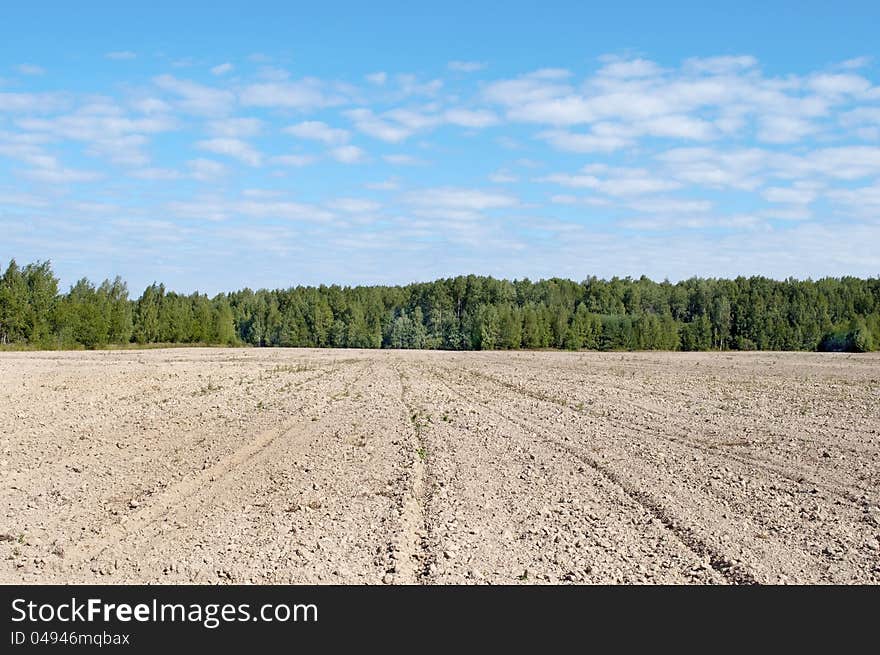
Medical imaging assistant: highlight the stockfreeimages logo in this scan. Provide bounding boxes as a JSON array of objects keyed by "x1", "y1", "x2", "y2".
[{"x1": 11, "y1": 597, "x2": 318, "y2": 630}]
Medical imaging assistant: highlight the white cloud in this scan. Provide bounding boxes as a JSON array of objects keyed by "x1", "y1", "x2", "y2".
[
  {"x1": 366, "y1": 72, "x2": 387, "y2": 85},
  {"x1": 365, "y1": 177, "x2": 400, "y2": 190},
  {"x1": 627, "y1": 197, "x2": 713, "y2": 214},
  {"x1": 236, "y1": 199, "x2": 334, "y2": 222},
  {"x1": 597, "y1": 57, "x2": 663, "y2": 79},
  {"x1": 761, "y1": 207, "x2": 813, "y2": 221},
  {"x1": 385, "y1": 108, "x2": 441, "y2": 131},
  {"x1": 841, "y1": 106, "x2": 880, "y2": 127},
  {"x1": 682, "y1": 55, "x2": 757, "y2": 74},
  {"x1": 489, "y1": 169, "x2": 519, "y2": 183},
  {"x1": 539, "y1": 165, "x2": 681, "y2": 196},
  {"x1": 757, "y1": 115, "x2": 817, "y2": 143},
  {"x1": 270, "y1": 154, "x2": 316, "y2": 167},
  {"x1": 618, "y1": 214, "x2": 761, "y2": 231},
  {"x1": 329, "y1": 145, "x2": 366, "y2": 164},
  {"x1": 284, "y1": 120, "x2": 349, "y2": 144},
  {"x1": 17, "y1": 64, "x2": 45, "y2": 76},
  {"x1": 805, "y1": 146, "x2": 880, "y2": 179},
  {"x1": 0, "y1": 92, "x2": 67, "y2": 113},
  {"x1": 658, "y1": 147, "x2": 768, "y2": 189},
  {"x1": 837, "y1": 56, "x2": 871, "y2": 70},
  {"x1": 17, "y1": 104, "x2": 177, "y2": 166},
  {"x1": 206, "y1": 117, "x2": 263, "y2": 138},
  {"x1": 131, "y1": 97, "x2": 172, "y2": 114},
  {"x1": 167, "y1": 195, "x2": 335, "y2": 223},
  {"x1": 131, "y1": 167, "x2": 182, "y2": 180},
  {"x1": 187, "y1": 158, "x2": 227, "y2": 181},
  {"x1": 762, "y1": 184, "x2": 818, "y2": 205},
  {"x1": 19, "y1": 108, "x2": 176, "y2": 141},
  {"x1": 538, "y1": 128, "x2": 630, "y2": 153},
  {"x1": 346, "y1": 108, "x2": 413, "y2": 142},
  {"x1": 154, "y1": 74, "x2": 235, "y2": 115},
  {"x1": 239, "y1": 79, "x2": 342, "y2": 109},
  {"x1": 211, "y1": 63, "x2": 234, "y2": 76},
  {"x1": 482, "y1": 54, "x2": 869, "y2": 151},
  {"x1": 405, "y1": 187, "x2": 518, "y2": 211},
  {"x1": 448, "y1": 61, "x2": 487, "y2": 73},
  {"x1": 0, "y1": 191, "x2": 48, "y2": 207},
  {"x1": 197, "y1": 138, "x2": 262, "y2": 166},
  {"x1": 383, "y1": 154, "x2": 425, "y2": 166},
  {"x1": 550, "y1": 194, "x2": 609, "y2": 206},
  {"x1": 21, "y1": 166, "x2": 103, "y2": 184},
  {"x1": 346, "y1": 104, "x2": 496, "y2": 143},
  {"x1": 807, "y1": 73, "x2": 872, "y2": 97},
  {"x1": 327, "y1": 197, "x2": 381, "y2": 213},
  {"x1": 444, "y1": 108, "x2": 498, "y2": 128},
  {"x1": 638, "y1": 115, "x2": 715, "y2": 139},
  {"x1": 394, "y1": 74, "x2": 443, "y2": 98},
  {"x1": 106, "y1": 51, "x2": 136, "y2": 60},
  {"x1": 826, "y1": 182, "x2": 880, "y2": 217}
]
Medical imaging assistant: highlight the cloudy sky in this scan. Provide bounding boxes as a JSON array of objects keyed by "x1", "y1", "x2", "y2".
[{"x1": 2, "y1": 1, "x2": 879, "y2": 294}]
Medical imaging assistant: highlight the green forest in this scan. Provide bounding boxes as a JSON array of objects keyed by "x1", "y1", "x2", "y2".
[{"x1": 1, "y1": 258, "x2": 879, "y2": 352}]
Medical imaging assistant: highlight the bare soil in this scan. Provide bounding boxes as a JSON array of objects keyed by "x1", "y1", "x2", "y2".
[{"x1": 1, "y1": 348, "x2": 878, "y2": 584}]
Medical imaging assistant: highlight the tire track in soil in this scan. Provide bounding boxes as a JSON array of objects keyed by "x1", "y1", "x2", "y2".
[
  {"x1": 0, "y1": 360, "x2": 338, "y2": 494},
  {"x1": 426, "y1": 365, "x2": 757, "y2": 585},
  {"x1": 459, "y1": 365, "x2": 872, "y2": 506},
  {"x1": 441, "y1": 363, "x2": 880, "y2": 584},
  {"x1": 508, "y1": 358, "x2": 880, "y2": 494},
  {"x1": 57, "y1": 361, "x2": 371, "y2": 574},
  {"x1": 387, "y1": 361, "x2": 435, "y2": 584}
]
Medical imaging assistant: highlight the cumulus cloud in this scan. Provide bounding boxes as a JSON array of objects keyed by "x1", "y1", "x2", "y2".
[
  {"x1": 154, "y1": 74, "x2": 235, "y2": 115},
  {"x1": 270, "y1": 154, "x2": 316, "y2": 167},
  {"x1": 365, "y1": 177, "x2": 400, "y2": 190},
  {"x1": 187, "y1": 158, "x2": 228, "y2": 181},
  {"x1": 538, "y1": 165, "x2": 681, "y2": 196},
  {"x1": 489, "y1": 169, "x2": 519, "y2": 183},
  {"x1": 537, "y1": 128, "x2": 631, "y2": 153},
  {"x1": 327, "y1": 197, "x2": 381, "y2": 213},
  {"x1": 382, "y1": 154, "x2": 425, "y2": 166},
  {"x1": 762, "y1": 184, "x2": 819, "y2": 205},
  {"x1": 597, "y1": 57, "x2": 663, "y2": 78},
  {"x1": 131, "y1": 167, "x2": 183, "y2": 180},
  {"x1": 346, "y1": 105, "x2": 497, "y2": 142},
  {"x1": 197, "y1": 138, "x2": 262, "y2": 166},
  {"x1": 17, "y1": 64, "x2": 45, "y2": 76},
  {"x1": 346, "y1": 108, "x2": 414, "y2": 142},
  {"x1": 5, "y1": 51, "x2": 880, "y2": 288},
  {"x1": 448, "y1": 61, "x2": 487, "y2": 73},
  {"x1": 17, "y1": 104, "x2": 177, "y2": 166},
  {"x1": 329, "y1": 145, "x2": 366, "y2": 164},
  {"x1": 239, "y1": 79, "x2": 342, "y2": 109},
  {"x1": 405, "y1": 187, "x2": 518, "y2": 210},
  {"x1": 211, "y1": 63, "x2": 234, "y2": 76},
  {"x1": 206, "y1": 117, "x2": 263, "y2": 137},
  {"x1": 21, "y1": 165, "x2": 103, "y2": 184},
  {"x1": 0, "y1": 91, "x2": 67, "y2": 113},
  {"x1": 444, "y1": 108, "x2": 498, "y2": 128},
  {"x1": 484, "y1": 55, "x2": 877, "y2": 151},
  {"x1": 284, "y1": 120, "x2": 349, "y2": 144}
]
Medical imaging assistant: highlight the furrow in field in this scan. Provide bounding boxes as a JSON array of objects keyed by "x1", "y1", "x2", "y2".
[
  {"x1": 461, "y1": 359, "x2": 879, "y2": 503},
  {"x1": 405, "y1": 361, "x2": 729, "y2": 584},
  {"x1": 438, "y1": 363, "x2": 879, "y2": 583},
  {"x1": 42, "y1": 360, "x2": 372, "y2": 580}
]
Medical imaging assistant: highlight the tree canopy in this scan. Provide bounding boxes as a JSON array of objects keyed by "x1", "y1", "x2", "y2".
[{"x1": 2, "y1": 259, "x2": 879, "y2": 352}]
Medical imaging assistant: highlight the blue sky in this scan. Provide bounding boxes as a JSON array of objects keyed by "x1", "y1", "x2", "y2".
[{"x1": 2, "y1": 1, "x2": 879, "y2": 294}]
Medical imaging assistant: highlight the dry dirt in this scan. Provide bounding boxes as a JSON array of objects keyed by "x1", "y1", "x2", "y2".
[{"x1": 1, "y1": 348, "x2": 879, "y2": 584}]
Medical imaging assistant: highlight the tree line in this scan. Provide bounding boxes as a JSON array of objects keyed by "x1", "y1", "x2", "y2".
[{"x1": 1, "y1": 258, "x2": 878, "y2": 352}]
